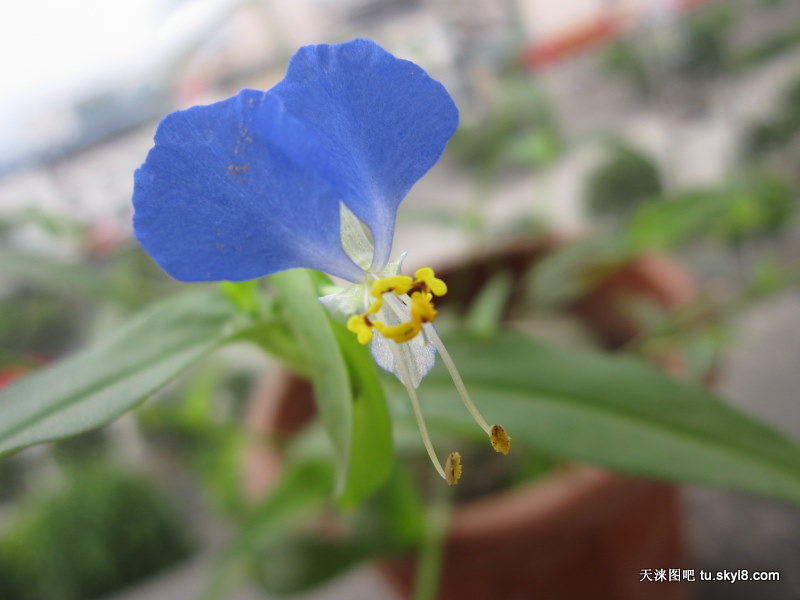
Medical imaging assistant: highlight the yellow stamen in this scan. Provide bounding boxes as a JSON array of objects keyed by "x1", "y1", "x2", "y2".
[
  {"x1": 388, "y1": 339, "x2": 451, "y2": 483},
  {"x1": 368, "y1": 296, "x2": 384, "y2": 314},
  {"x1": 424, "y1": 323, "x2": 511, "y2": 455},
  {"x1": 345, "y1": 267, "x2": 508, "y2": 485},
  {"x1": 373, "y1": 319, "x2": 421, "y2": 343},
  {"x1": 348, "y1": 267, "x2": 447, "y2": 345},
  {"x1": 346, "y1": 314, "x2": 373, "y2": 344},
  {"x1": 370, "y1": 275, "x2": 413, "y2": 300},
  {"x1": 410, "y1": 291, "x2": 437, "y2": 324},
  {"x1": 490, "y1": 424, "x2": 511, "y2": 455},
  {"x1": 414, "y1": 267, "x2": 447, "y2": 296},
  {"x1": 445, "y1": 452, "x2": 462, "y2": 486}
]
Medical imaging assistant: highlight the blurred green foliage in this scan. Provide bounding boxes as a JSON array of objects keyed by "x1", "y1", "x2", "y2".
[
  {"x1": 0, "y1": 208, "x2": 178, "y2": 362},
  {"x1": 736, "y1": 24, "x2": 800, "y2": 69},
  {"x1": 0, "y1": 291, "x2": 86, "y2": 357},
  {"x1": 605, "y1": 2, "x2": 800, "y2": 92},
  {"x1": 138, "y1": 365, "x2": 253, "y2": 516},
  {"x1": 603, "y1": 39, "x2": 650, "y2": 96},
  {"x1": 448, "y1": 79, "x2": 562, "y2": 173},
  {"x1": 628, "y1": 171, "x2": 795, "y2": 250},
  {"x1": 587, "y1": 143, "x2": 663, "y2": 218},
  {"x1": 0, "y1": 461, "x2": 193, "y2": 600},
  {"x1": 674, "y1": 2, "x2": 734, "y2": 79},
  {"x1": 0, "y1": 455, "x2": 24, "y2": 502},
  {"x1": 744, "y1": 73, "x2": 800, "y2": 159}
]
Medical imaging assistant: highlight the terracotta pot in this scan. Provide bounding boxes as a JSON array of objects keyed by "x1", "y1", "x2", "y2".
[
  {"x1": 244, "y1": 241, "x2": 694, "y2": 600},
  {"x1": 571, "y1": 253, "x2": 696, "y2": 349},
  {"x1": 382, "y1": 467, "x2": 683, "y2": 600}
]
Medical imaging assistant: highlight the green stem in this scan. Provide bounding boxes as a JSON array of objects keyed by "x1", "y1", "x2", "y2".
[{"x1": 412, "y1": 483, "x2": 452, "y2": 600}]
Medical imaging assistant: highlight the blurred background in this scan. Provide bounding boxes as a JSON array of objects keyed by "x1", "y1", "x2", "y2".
[{"x1": 1, "y1": 0, "x2": 799, "y2": 598}]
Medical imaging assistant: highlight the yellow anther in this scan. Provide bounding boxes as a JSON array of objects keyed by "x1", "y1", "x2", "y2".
[
  {"x1": 445, "y1": 452, "x2": 462, "y2": 486},
  {"x1": 371, "y1": 275, "x2": 413, "y2": 299},
  {"x1": 410, "y1": 291, "x2": 437, "y2": 324},
  {"x1": 414, "y1": 267, "x2": 447, "y2": 297},
  {"x1": 368, "y1": 296, "x2": 383, "y2": 314},
  {"x1": 346, "y1": 315, "x2": 374, "y2": 345},
  {"x1": 348, "y1": 268, "x2": 446, "y2": 346},
  {"x1": 490, "y1": 424, "x2": 511, "y2": 455},
  {"x1": 373, "y1": 319, "x2": 421, "y2": 343}
]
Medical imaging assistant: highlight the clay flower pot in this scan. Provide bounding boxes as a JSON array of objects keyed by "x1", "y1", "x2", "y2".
[
  {"x1": 244, "y1": 241, "x2": 695, "y2": 600},
  {"x1": 383, "y1": 467, "x2": 683, "y2": 600}
]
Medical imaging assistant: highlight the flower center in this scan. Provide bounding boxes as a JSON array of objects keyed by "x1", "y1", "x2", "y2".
[
  {"x1": 343, "y1": 264, "x2": 511, "y2": 486},
  {"x1": 346, "y1": 267, "x2": 447, "y2": 344}
]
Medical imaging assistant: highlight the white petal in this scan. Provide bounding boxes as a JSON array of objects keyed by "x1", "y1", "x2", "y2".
[
  {"x1": 340, "y1": 202, "x2": 375, "y2": 271},
  {"x1": 318, "y1": 283, "x2": 368, "y2": 323},
  {"x1": 369, "y1": 294, "x2": 436, "y2": 388},
  {"x1": 383, "y1": 251, "x2": 407, "y2": 276}
]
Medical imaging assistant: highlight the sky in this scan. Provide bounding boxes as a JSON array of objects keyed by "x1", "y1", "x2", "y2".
[
  {"x1": 0, "y1": 0, "x2": 237, "y2": 167},
  {"x1": 0, "y1": 0, "x2": 167, "y2": 118}
]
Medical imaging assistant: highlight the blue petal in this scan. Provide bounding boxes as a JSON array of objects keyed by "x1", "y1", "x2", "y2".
[
  {"x1": 270, "y1": 39, "x2": 459, "y2": 270},
  {"x1": 133, "y1": 39, "x2": 458, "y2": 282},
  {"x1": 134, "y1": 91, "x2": 366, "y2": 282}
]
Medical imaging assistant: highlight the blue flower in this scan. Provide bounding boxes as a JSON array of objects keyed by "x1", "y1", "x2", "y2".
[
  {"x1": 133, "y1": 38, "x2": 457, "y2": 284},
  {"x1": 133, "y1": 39, "x2": 508, "y2": 484}
]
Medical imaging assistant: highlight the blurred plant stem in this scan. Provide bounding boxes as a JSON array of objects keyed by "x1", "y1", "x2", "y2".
[{"x1": 412, "y1": 481, "x2": 453, "y2": 600}]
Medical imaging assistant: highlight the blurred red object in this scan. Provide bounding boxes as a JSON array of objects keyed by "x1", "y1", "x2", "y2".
[
  {"x1": 85, "y1": 220, "x2": 126, "y2": 257},
  {"x1": 522, "y1": 15, "x2": 621, "y2": 69},
  {"x1": 0, "y1": 355, "x2": 48, "y2": 389},
  {"x1": 0, "y1": 366, "x2": 29, "y2": 389},
  {"x1": 521, "y1": 0, "x2": 716, "y2": 70},
  {"x1": 675, "y1": 0, "x2": 714, "y2": 8}
]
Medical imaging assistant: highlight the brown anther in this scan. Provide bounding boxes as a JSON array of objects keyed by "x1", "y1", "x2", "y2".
[
  {"x1": 490, "y1": 425, "x2": 511, "y2": 455},
  {"x1": 445, "y1": 452, "x2": 462, "y2": 486},
  {"x1": 408, "y1": 282, "x2": 427, "y2": 295}
]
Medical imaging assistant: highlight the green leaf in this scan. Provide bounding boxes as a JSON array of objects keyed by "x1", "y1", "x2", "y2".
[
  {"x1": 333, "y1": 323, "x2": 393, "y2": 509},
  {"x1": 271, "y1": 269, "x2": 393, "y2": 507},
  {"x1": 408, "y1": 331, "x2": 800, "y2": 504},
  {"x1": 219, "y1": 280, "x2": 263, "y2": 318},
  {"x1": 627, "y1": 190, "x2": 725, "y2": 251},
  {"x1": 529, "y1": 236, "x2": 630, "y2": 307},
  {"x1": 271, "y1": 270, "x2": 352, "y2": 498},
  {"x1": 463, "y1": 271, "x2": 512, "y2": 338},
  {"x1": 0, "y1": 290, "x2": 255, "y2": 456},
  {"x1": 0, "y1": 248, "x2": 117, "y2": 301}
]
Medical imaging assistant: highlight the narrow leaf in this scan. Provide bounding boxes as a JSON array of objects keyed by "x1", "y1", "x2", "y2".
[
  {"x1": 411, "y1": 331, "x2": 800, "y2": 504},
  {"x1": 463, "y1": 271, "x2": 512, "y2": 338},
  {"x1": 270, "y1": 270, "x2": 353, "y2": 498},
  {"x1": 627, "y1": 190, "x2": 724, "y2": 251},
  {"x1": 0, "y1": 291, "x2": 253, "y2": 456},
  {"x1": 333, "y1": 323, "x2": 393, "y2": 509}
]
